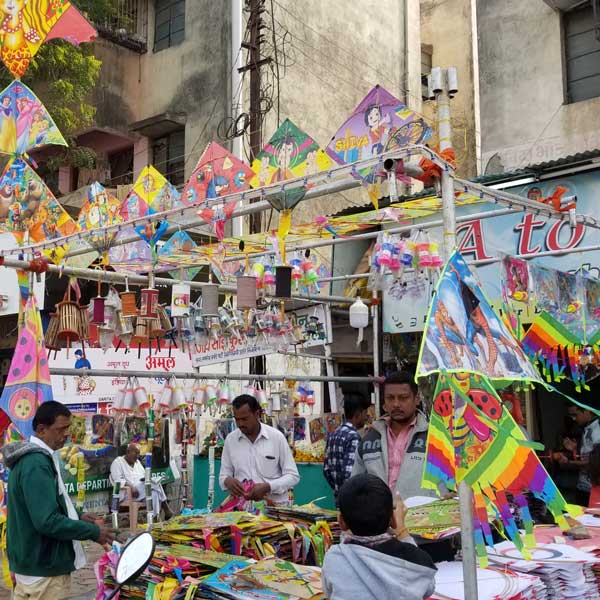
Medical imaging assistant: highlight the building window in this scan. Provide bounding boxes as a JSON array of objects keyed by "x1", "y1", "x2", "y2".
[
  {"x1": 564, "y1": 4, "x2": 600, "y2": 103},
  {"x1": 421, "y1": 44, "x2": 433, "y2": 100},
  {"x1": 152, "y1": 130, "x2": 185, "y2": 186},
  {"x1": 154, "y1": 0, "x2": 185, "y2": 52}
]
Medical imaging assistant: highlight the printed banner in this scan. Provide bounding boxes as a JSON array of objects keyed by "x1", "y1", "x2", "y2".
[
  {"x1": 384, "y1": 171, "x2": 600, "y2": 332},
  {"x1": 49, "y1": 347, "x2": 194, "y2": 407},
  {"x1": 192, "y1": 305, "x2": 332, "y2": 367}
]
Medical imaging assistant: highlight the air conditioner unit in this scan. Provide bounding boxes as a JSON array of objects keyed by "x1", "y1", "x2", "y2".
[{"x1": 542, "y1": 0, "x2": 590, "y2": 11}]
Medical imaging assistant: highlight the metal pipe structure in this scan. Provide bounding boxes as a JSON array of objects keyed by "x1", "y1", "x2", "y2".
[
  {"x1": 0, "y1": 256, "x2": 361, "y2": 307},
  {"x1": 372, "y1": 301, "x2": 381, "y2": 416},
  {"x1": 435, "y1": 66, "x2": 478, "y2": 600},
  {"x1": 5, "y1": 146, "x2": 449, "y2": 258},
  {"x1": 222, "y1": 206, "x2": 523, "y2": 263},
  {"x1": 455, "y1": 178, "x2": 600, "y2": 230},
  {"x1": 49, "y1": 368, "x2": 383, "y2": 384}
]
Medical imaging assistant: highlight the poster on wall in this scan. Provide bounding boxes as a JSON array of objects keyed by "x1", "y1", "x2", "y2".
[
  {"x1": 192, "y1": 305, "x2": 332, "y2": 367},
  {"x1": 383, "y1": 171, "x2": 600, "y2": 333},
  {"x1": 49, "y1": 347, "x2": 194, "y2": 408}
]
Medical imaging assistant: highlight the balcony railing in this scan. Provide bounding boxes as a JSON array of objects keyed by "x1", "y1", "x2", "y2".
[{"x1": 97, "y1": 0, "x2": 149, "y2": 53}]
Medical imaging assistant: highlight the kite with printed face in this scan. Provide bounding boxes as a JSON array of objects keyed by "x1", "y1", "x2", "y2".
[
  {"x1": 0, "y1": 80, "x2": 66, "y2": 156},
  {"x1": 184, "y1": 141, "x2": 254, "y2": 241},
  {"x1": 250, "y1": 118, "x2": 332, "y2": 242},
  {"x1": 0, "y1": 0, "x2": 96, "y2": 79},
  {"x1": 326, "y1": 84, "x2": 432, "y2": 208}
]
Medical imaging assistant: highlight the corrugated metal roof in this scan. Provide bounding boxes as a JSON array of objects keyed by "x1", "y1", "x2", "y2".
[{"x1": 473, "y1": 149, "x2": 600, "y2": 184}]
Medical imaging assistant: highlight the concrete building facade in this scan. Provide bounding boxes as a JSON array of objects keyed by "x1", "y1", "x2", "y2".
[
  {"x1": 57, "y1": 0, "x2": 423, "y2": 226},
  {"x1": 477, "y1": 0, "x2": 600, "y2": 174}
]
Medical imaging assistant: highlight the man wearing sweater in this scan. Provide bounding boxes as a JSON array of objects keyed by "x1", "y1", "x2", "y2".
[{"x1": 3, "y1": 401, "x2": 115, "y2": 600}]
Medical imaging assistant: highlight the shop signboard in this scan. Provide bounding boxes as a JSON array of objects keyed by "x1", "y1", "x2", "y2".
[
  {"x1": 49, "y1": 347, "x2": 194, "y2": 407},
  {"x1": 192, "y1": 305, "x2": 332, "y2": 367},
  {"x1": 383, "y1": 171, "x2": 600, "y2": 333}
]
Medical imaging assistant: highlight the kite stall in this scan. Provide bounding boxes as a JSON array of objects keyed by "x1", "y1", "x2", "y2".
[{"x1": 1, "y1": 44, "x2": 600, "y2": 599}]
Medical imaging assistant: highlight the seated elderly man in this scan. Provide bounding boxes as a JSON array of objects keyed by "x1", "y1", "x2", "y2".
[{"x1": 109, "y1": 444, "x2": 173, "y2": 520}]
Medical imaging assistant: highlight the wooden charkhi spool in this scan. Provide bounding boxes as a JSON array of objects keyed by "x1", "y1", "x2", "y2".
[
  {"x1": 77, "y1": 305, "x2": 90, "y2": 341},
  {"x1": 56, "y1": 301, "x2": 81, "y2": 341},
  {"x1": 237, "y1": 276, "x2": 257, "y2": 309},
  {"x1": 131, "y1": 318, "x2": 149, "y2": 345},
  {"x1": 148, "y1": 317, "x2": 165, "y2": 339},
  {"x1": 44, "y1": 312, "x2": 61, "y2": 350},
  {"x1": 157, "y1": 305, "x2": 173, "y2": 335},
  {"x1": 120, "y1": 290, "x2": 138, "y2": 318}
]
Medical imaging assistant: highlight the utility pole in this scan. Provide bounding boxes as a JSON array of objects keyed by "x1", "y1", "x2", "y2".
[
  {"x1": 238, "y1": 0, "x2": 271, "y2": 235},
  {"x1": 238, "y1": 0, "x2": 272, "y2": 377},
  {"x1": 429, "y1": 65, "x2": 478, "y2": 600}
]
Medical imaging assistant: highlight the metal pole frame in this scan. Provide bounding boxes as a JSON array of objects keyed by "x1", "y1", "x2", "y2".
[{"x1": 49, "y1": 367, "x2": 383, "y2": 384}]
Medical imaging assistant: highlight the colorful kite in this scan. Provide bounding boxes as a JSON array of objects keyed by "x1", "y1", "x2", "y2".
[
  {"x1": 184, "y1": 140, "x2": 253, "y2": 204},
  {"x1": 423, "y1": 373, "x2": 572, "y2": 565},
  {"x1": 417, "y1": 251, "x2": 542, "y2": 382},
  {"x1": 0, "y1": 158, "x2": 77, "y2": 249},
  {"x1": 117, "y1": 166, "x2": 182, "y2": 263},
  {"x1": 250, "y1": 118, "x2": 332, "y2": 241},
  {"x1": 157, "y1": 230, "x2": 201, "y2": 280},
  {"x1": 0, "y1": 294, "x2": 53, "y2": 439},
  {"x1": 184, "y1": 141, "x2": 254, "y2": 240},
  {"x1": 0, "y1": 80, "x2": 66, "y2": 156},
  {"x1": 326, "y1": 84, "x2": 432, "y2": 208},
  {"x1": 0, "y1": 0, "x2": 96, "y2": 79},
  {"x1": 76, "y1": 182, "x2": 122, "y2": 254}
]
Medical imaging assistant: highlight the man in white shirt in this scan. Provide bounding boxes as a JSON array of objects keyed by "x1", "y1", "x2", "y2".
[
  {"x1": 220, "y1": 394, "x2": 300, "y2": 504},
  {"x1": 109, "y1": 444, "x2": 172, "y2": 519}
]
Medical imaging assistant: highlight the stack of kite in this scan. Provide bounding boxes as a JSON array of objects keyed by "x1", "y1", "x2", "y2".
[
  {"x1": 150, "y1": 510, "x2": 334, "y2": 567},
  {"x1": 486, "y1": 541, "x2": 600, "y2": 599},
  {"x1": 417, "y1": 252, "x2": 577, "y2": 566}
]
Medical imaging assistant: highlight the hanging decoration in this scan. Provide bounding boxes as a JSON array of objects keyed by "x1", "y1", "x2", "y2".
[
  {"x1": 0, "y1": 294, "x2": 52, "y2": 439},
  {"x1": 0, "y1": 0, "x2": 96, "y2": 79},
  {"x1": 250, "y1": 118, "x2": 332, "y2": 251},
  {"x1": 423, "y1": 373, "x2": 574, "y2": 566},
  {"x1": 326, "y1": 84, "x2": 432, "y2": 209},
  {"x1": 0, "y1": 80, "x2": 67, "y2": 156}
]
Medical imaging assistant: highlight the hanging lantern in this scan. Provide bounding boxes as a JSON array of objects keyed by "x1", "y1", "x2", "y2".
[
  {"x1": 139, "y1": 288, "x2": 159, "y2": 319},
  {"x1": 202, "y1": 283, "x2": 219, "y2": 316},
  {"x1": 236, "y1": 276, "x2": 257, "y2": 310},
  {"x1": 349, "y1": 296, "x2": 369, "y2": 346},
  {"x1": 171, "y1": 283, "x2": 191, "y2": 317}
]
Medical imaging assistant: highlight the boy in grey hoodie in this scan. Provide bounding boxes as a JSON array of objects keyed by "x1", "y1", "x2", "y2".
[{"x1": 321, "y1": 473, "x2": 436, "y2": 600}]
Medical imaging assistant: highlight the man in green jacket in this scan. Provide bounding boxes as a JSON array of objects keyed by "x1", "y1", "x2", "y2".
[{"x1": 3, "y1": 401, "x2": 115, "y2": 600}]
